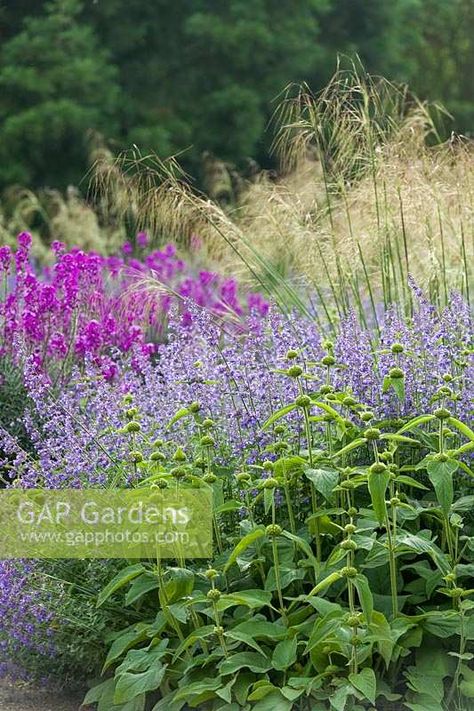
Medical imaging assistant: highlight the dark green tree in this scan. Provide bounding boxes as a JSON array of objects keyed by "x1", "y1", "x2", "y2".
[{"x1": 0, "y1": 0, "x2": 121, "y2": 187}]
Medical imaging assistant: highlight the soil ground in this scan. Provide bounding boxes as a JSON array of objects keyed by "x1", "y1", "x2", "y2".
[{"x1": 0, "y1": 678, "x2": 88, "y2": 711}]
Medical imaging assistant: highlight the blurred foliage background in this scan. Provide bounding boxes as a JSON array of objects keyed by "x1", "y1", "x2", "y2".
[{"x1": 0, "y1": 0, "x2": 473, "y2": 192}]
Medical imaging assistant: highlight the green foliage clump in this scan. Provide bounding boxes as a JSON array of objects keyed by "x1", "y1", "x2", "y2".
[{"x1": 85, "y1": 372, "x2": 474, "y2": 710}]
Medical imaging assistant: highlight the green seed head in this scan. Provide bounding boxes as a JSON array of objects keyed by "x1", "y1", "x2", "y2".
[
  {"x1": 364, "y1": 427, "x2": 381, "y2": 441},
  {"x1": 126, "y1": 407, "x2": 138, "y2": 420},
  {"x1": 320, "y1": 384, "x2": 334, "y2": 395},
  {"x1": 152, "y1": 438, "x2": 164, "y2": 449},
  {"x1": 343, "y1": 396, "x2": 357, "y2": 407},
  {"x1": 341, "y1": 566, "x2": 358, "y2": 578},
  {"x1": 434, "y1": 407, "x2": 451, "y2": 420},
  {"x1": 150, "y1": 451, "x2": 165, "y2": 462},
  {"x1": 390, "y1": 497, "x2": 401, "y2": 507},
  {"x1": 202, "y1": 418, "x2": 215, "y2": 429},
  {"x1": 286, "y1": 349, "x2": 299, "y2": 360},
  {"x1": 266, "y1": 524, "x2": 282, "y2": 537},
  {"x1": 340, "y1": 480, "x2": 355, "y2": 490},
  {"x1": 360, "y1": 411, "x2": 375, "y2": 422},
  {"x1": 344, "y1": 523, "x2": 357, "y2": 534},
  {"x1": 295, "y1": 394, "x2": 312, "y2": 409},
  {"x1": 274, "y1": 441, "x2": 289, "y2": 452},
  {"x1": 189, "y1": 401, "x2": 201, "y2": 413},
  {"x1": 156, "y1": 478, "x2": 168, "y2": 489},
  {"x1": 129, "y1": 450, "x2": 144, "y2": 463},
  {"x1": 213, "y1": 625, "x2": 224, "y2": 635},
  {"x1": 389, "y1": 367, "x2": 404, "y2": 379},
  {"x1": 322, "y1": 355, "x2": 336, "y2": 367},
  {"x1": 171, "y1": 466, "x2": 187, "y2": 479},
  {"x1": 200, "y1": 435, "x2": 215, "y2": 447},
  {"x1": 125, "y1": 421, "x2": 141, "y2": 433},
  {"x1": 263, "y1": 477, "x2": 279, "y2": 489},
  {"x1": 204, "y1": 568, "x2": 218, "y2": 580},
  {"x1": 263, "y1": 460, "x2": 274, "y2": 471},
  {"x1": 390, "y1": 343, "x2": 404, "y2": 354},
  {"x1": 442, "y1": 373, "x2": 453, "y2": 383},
  {"x1": 203, "y1": 473, "x2": 217, "y2": 483},
  {"x1": 340, "y1": 539, "x2": 358, "y2": 551},
  {"x1": 206, "y1": 588, "x2": 221, "y2": 601},
  {"x1": 173, "y1": 447, "x2": 187, "y2": 462},
  {"x1": 369, "y1": 462, "x2": 387, "y2": 475},
  {"x1": 236, "y1": 472, "x2": 250, "y2": 484},
  {"x1": 347, "y1": 507, "x2": 358, "y2": 517},
  {"x1": 288, "y1": 365, "x2": 303, "y2": 378},
  {"x1": 346, "y1": 613, "x2": 362, "y2": 627}
]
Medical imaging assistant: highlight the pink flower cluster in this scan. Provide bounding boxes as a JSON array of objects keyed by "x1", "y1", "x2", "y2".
[{"x1": 0, "y1": 233, "x2": 268, "y2": 380}]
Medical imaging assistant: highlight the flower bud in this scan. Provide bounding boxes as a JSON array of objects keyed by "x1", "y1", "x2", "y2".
[
  {"x1": 203, "y1": 473, "x2": 217, "y2": 483},
  {"x1": 202, "y1": 418, "x2": 215, "y2": 429},
  {"x1": 129, "y1": 450, "x2": 144, "y2": 463},
  {"x1": 263, "y1": 460, "x2": 274, "y2": 471},
  {"x1": 390, "y1": 497, "x2": 400, "y2": 507},
  {"x1": 152, "y1": 439, "x2": 164, "y2": 448},
  {"x1": 274, "y1": 441, "x2": 289, "y2": 452},
  {"x1": 347, "y1": 507, "x2": 358, "y2": 517},
  {"x1": 442, "y1": 373, "x2": 453, "y2": 383},
  {"x1": 340, "y1": 539, "x2": 358, "y2": 551},
  {"x1": 156, "y1": 478, "x2": 168, "y2": 489},
  {"x1": 274, "y1": 425, "x2": 285, "y2": 435},
  {"x1": 286, "y1": 349, "x2": 299, "y2": 360},
  {"x1": 213, "y1": 625, "x2": 224, "y2": 635},
  {"x1": 344, "y1": 523, "x2": 357, "y2": 534},
  {"x1": 200, "y1": 435, "x2": 215, "y2": 447},
  {"x1": 360, "y1": 411, "x2": 374, "y2": 422},
  {"x1": 346, "y1": 613, "x2": 362, "y2": 627},
  {"x1": 171, "y1": 466, "x2": 187, "y2": 479},
  {"x1": 320, "y1": 384, "x2": 334, "y2": 395},
  {"x1": 322, "y1": 355, "x2": 335, "y2": 367},
  {"x1": 150, "y1": 451, "x2": 165, "y2": 462},
  {"x1": 126, "y1": 407, "x2": 138, "y2": 420},
  {"x1": 189, "y1": 401, "x2": 201, "y2": 413},
  {"x1": 204, "y1": 568, "x2": 218, "y2": 580},
  {"x1": 288, "y1": 365, "x2": 303, "y2": 378}
]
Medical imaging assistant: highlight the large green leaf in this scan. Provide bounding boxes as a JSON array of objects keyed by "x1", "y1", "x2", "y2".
[
  {"x1": 426, "y1": 459, "x2": 458, "y2": 515},
  {"x1": 353, "y1": 574, "x2": 373, "y2": 624},
  {"x1": 349, "y1": 668, "x2": 376, "y2": 705},
  {"x1": 219, "y1": 651, "x2": 272, "y2": 675},
  {"x1": 97, "y1": 564, "x2": 145, "y2": 608},
  {"x1": 272, "y1": 637, "x2": 297, "y2": 671},
  {"x1": 114, "y1": 663, "x2": 167, "y2": 704},
  {"x1": 262, "y1": 404, "x2": 297, "y2": 429},
  {"x1": 224, "y1": 527, "x2": 265, "y2": 571},
  {"x1": 304, "y1": 467, "x2": 339, "y2": 500},
  {"x1": 368, "y1": 469, "x2": 390, "y2": 524},
  {"x1": 125, "y1": 573, "x2": 159, "y2": 606}
]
